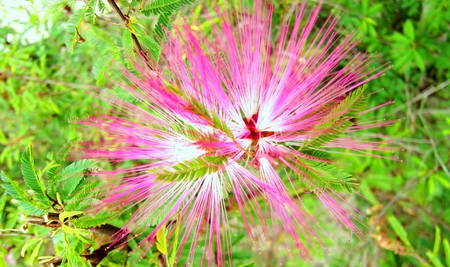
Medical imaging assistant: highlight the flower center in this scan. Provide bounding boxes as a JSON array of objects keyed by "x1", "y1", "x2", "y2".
[{"x1": 243, "y1": 113, "x2": 274, "y2": 141}]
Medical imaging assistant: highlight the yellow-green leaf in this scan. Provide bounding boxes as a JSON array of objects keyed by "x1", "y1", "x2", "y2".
[
  {"x1": 21, "y1": 238, "x2": 41, "y2": 257},
  {"x1": 403, "y1": 20, "x2": 415, "y2": 41},
  {"x1": 443, "y1": 238, "x2": 450, "y2": 267},
  {"x1": 29, "y1": 239, "x2": 44, "y2": 265},
  {"x1": 156, "y1": 225, "x2": 168, "y2": 255},
  {"x1": 387, "y1": 215, "x2": 412, "y2": 248},
  {"x1": 426, "y1": 250, "x2": 444, "y2": 267},
  {"x1": 433, "y1": 226, "x2": 441, "y2": 255}
]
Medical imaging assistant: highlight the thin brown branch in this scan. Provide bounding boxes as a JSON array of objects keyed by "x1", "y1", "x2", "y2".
[
  {"x1": 3, "y1": 71, "x2": 100, "y2": 90},
  {"x1": 389, "y1": 79, "x2": 450, "y2": 115},
  {"x1": 106, "y1": 0, "x2": 146, "y2": 57}
]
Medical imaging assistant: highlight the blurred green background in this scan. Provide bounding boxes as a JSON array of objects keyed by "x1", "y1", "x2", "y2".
[{"x1": 0, "y1": 0, "x2": 449, "y2": 266}]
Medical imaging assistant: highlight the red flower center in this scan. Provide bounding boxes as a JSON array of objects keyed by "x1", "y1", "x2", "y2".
[{"x1": 243, "y1": 113, "x2": 274, "y2": 141}]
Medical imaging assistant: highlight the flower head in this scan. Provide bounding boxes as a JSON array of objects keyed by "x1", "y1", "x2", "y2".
[{"x1": 79, "y1": 0, "x2": 395, "y2": 265}]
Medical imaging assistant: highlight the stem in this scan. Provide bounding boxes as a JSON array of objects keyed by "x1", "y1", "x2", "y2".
[
  {"x1": 106, "y1": 0, "x2": 145, "y2": 56},
  {"x1": 3, "y1": 71, "x2": 100, "y2": 90}
]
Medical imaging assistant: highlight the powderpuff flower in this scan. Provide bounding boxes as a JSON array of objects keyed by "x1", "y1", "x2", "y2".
[{"x1": 79, "y1": 0, "x2": 395, "y2": 265}]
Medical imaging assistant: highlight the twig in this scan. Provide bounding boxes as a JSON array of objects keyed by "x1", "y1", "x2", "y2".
[
  {"x1": 22, "y1": 212, "x2": 130, "y2": 267},
  {"x1": 416, "y1": 82, "x2": 450, "y2": 178},
  {"x1": 3, "y1": 71, "x2": 100, "y2": 90},
  {"x1": 389, "y1": 79, "x2": 450, "y2": 115},
  {"x1": 106, "y1": 0, "x2": 145, "y2": 56},
  {"x1": 418, "y1": 108, "x2": 450, "y2": 178}
]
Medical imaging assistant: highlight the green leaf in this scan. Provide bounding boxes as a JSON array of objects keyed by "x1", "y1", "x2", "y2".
[
  {"x1": 54, "y1": 160, "x2": 95, "y2": 198},
  {"x1": 40, "y1": 161, "x2": 59, "y2": 182},
  {"x1": 0, "y1": 247, "x2": 6, "y2": 267},
  {"x1": 47, "y1": 140, "x2": 77, "y2": 182},
  {"x1": 200, "y1": 17, "x2": 220, "y2": 33},
  {"x1": 302, "y1": 120, "x2": 353, "y2": 149},
  {"x1": 0, "y1": 193, "x2": 7, "y2": 223},
  {"x1": 299, "y1": 150, "x2": 332, "y2": 161},
  {"x1": 58, "y1": 160, "x2": 96, "y2": 182},
  {"x1": 189, "y1": 99, "x2": 235, "y2": 139},
  {"x1": 21, "y1": 238, "x2": 41, "y2": 257},
  {"x1": 1, "y1": 171, "x2": 48, "y2": 215},
  {"x1": 122, "y1": 30, "x2": 135, "y2": 56},
  {"x1": 433, "y1": 226, "x2": 441, "y2": 255},
  {"x1": 142, "y1": 0, "x2": 194, "y2": 16},
  {"x1": 29, "y1": 239, "x2": 44, "y2": 265},
  {"x1": 155, "y1": 12, "x2": 173, "y2": 39},
  {"x1": 387, "y1": 215, "x2": 412, "y2": 248},
  {"x1": 211, "y1": 109, "x2": 235, "y2": 138},
  {"x1": 301, "y1": 86, "x2": 368, "y2": 149},
  {"x1": 137, "y1": 35, "x2": 162, "y2": 60},
  {"x1": 21, "y1": 144, "x2": 50, "y2": 205},
  {"x1": 426, "y1": 250, "x2": 444, "y2": 267},
  {"x1": 65, "y1": 180, "x2": 103, "y2": 211},
  {"x1": 144, "y1": 0, "x2": 195, "y2": 40},
  {"x1": 71, "y1": 180, "x2": 101, "y2": 200},
  {"x1": 21, "y1": 144, "x2": 44, "y2": 194},
  {"x1": 433, "y1": 173, "x2": 450, "y2": 188},
  {"x1": 61, "y1": 223, "x2": 91, "y2": 235},
  {"x1": 76, "y1": 232, "x2": 94, "y2": 244},
  {"x1": 324, "y1": 85, "x2": 368, "y2": 123},
  {"x1": 93, "y1": 53, "x2": 115, "y2": 82},
  {"x1": 156, "y1": 225, "x2": 168, "y2": 255},
  {"x1": 403, "y1": 19, "x2": 415, "y2": 42},
  {"x1": 360, "y1": 179, "x2": 378, "y2": 205},
  {"x1": 72, "y1": 211, "x2": 117, "y2": 228},
  {"x1": 1, "y1": 171, "x2": 22, "y2": 199},
  {"x1": 168, "y1": 219, "x2": 181, "y2": 267},
  {"x1": 414, "y1": 50, "x2": 425, "y2": 72},
  {"x1": 65, "y1": 243, "x2": 90, "y2": 267},
  {"x1": 85, "y1": 0, "x2": 106, "y2": 23},
  {"x1": 292, "y1": 158, "x2": 357, "y2": 193},
  {"x1": 443, "y1": 238, "x2": 450, "y2": 267},
  {"x1": 154, "y1": 156, "x2": 227, "y2": 181},
  {"x1": 42, "y1": 0, "x2": 68, "y2": 12},
  {"x1": 61, "y1": 175, "x2": 84, "y2": 199},
  {"x1": 88, "y1": 25, "x2": 117, "y2": 50},
  {"x1": 390, "y1": 32, "x2": 410, "y2": 44},
  {"x1": 64, "y1": 8, "x2": 86, "y2": 54},
  {"x1": 19, "y1": 227, "x2": 54, "y2": 264}
]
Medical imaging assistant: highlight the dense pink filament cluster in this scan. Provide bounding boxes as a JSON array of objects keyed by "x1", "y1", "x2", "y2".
[{"x1": 79, "y1": 1, "x2": 395, "y2": 265}]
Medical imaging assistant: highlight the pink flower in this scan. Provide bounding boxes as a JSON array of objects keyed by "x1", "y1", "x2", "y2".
[{"x1": 79, "y1": 0, "x2": 395, "y2": 265}]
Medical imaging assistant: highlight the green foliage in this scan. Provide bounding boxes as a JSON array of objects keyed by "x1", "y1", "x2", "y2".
[
  {"x1": 1, "y1": 0, "x2": 449, "y2": 266},
  {"x1": 142, "y1": 0, "x2": 195, "y2": 15},
  {"x1": 0, "y1": 144, "x2": 124, "y2": 266},
  {"x1": 1, "y1": 171, "x2": 48, "y2": 215},
  {"x1": 64, "y1": 8, "x2": 87, "y2": 54},
  {"x1": 154, "y1": 156, "x2": 227, "y2": 181},
  {"x1": 318, "y1": 0, "x2": 450, "y2": 266},
  {"x1": 142, "y1": 0, "x2": 196, "y2": 39},
  {"x1": 155, "y1": 225, "x2": 168, "y2": 255},
  {"x1": 0, "y1": 5, "x2": 101, "y2": 176},
  {"x1": 59, "y1": 160, "x2": 95, "y2": 179},
  {"x1": 21, "y1": 144, "x2": 51, "y2": 205},
  {"x1": 444, "y1": 239, "x2": 450, "y2": 267},
  {"x1": 71, "y1": 211, "x2": 118, "y2": 228},
  {"x1": 189, "y1": 98, "x2": 235, "y2": 138},
  {"x1": 301, "y1": 86, "x2": 368, "y2": 150},
  {"x1": 295, "y1": 159, "x2": 358, "y2": 193},
  {"x1": 387, "y1": 214, "x2": 412, "y2": 249}
]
